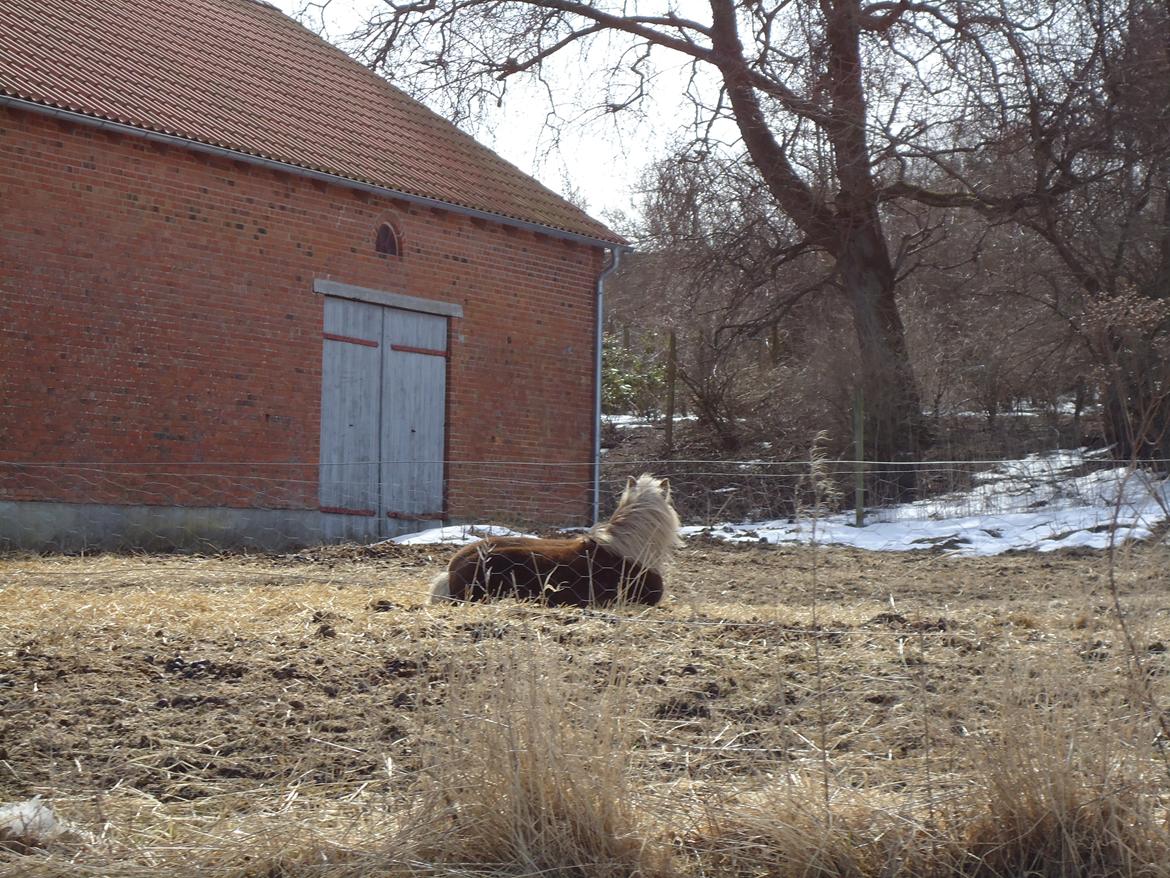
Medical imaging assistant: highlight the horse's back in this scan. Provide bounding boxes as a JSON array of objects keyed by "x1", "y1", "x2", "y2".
[
  {"x1": 448, "y1": 535, "x2": 591, "y2": 569},
  {"x1": 445, "y1": 535, "x2": 662, "y2": 606}
]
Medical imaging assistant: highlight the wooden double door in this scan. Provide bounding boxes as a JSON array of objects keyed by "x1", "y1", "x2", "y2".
[{"x1": 318, "y1": 295, "x2": 448, "y2": 541}]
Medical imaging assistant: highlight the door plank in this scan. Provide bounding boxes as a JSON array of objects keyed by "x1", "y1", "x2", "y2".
[
  {"x1": 319, "y1": 298, "x2": 383, "y2": 542},
  {"x1": 381, "y1": 309, "x2": 447, "y2": 536}
]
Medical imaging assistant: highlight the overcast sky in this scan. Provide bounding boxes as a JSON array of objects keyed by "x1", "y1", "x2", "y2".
[{"x1": 269, "y1": 0, "x2": 690, "y2": 223}]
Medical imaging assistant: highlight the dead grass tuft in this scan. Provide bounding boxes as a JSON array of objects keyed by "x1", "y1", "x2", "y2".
[
  {"x1": 961, "y1": 681, "x2": 1170, "y2": 878},
  {"x1": 684, "y1": 779, "x2": 933, "y2": 878},
  {"x1": 400, "y1": 647, "x2": 670, "y2": 878}
]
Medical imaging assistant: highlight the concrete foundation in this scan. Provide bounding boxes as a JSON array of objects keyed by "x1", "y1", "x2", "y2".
[{"x1": 0, "y1": 501, "x2": 348, "y2": 553}]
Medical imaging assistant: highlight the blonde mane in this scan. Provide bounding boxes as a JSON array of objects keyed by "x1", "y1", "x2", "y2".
[{"x1": 590, "y1": 474, "x2": 683, "y2": 573}]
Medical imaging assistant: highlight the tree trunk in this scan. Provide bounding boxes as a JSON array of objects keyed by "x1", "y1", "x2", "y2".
[
  {"x1": 709, "y1": 0, "x2": 926, "y2": 475},
  {"x1": 1101, "y1": 341, "x2": 1170, "y2": 461},
  {"x1": 837, "y1": 221, "x2": 929, "y2": 499}
]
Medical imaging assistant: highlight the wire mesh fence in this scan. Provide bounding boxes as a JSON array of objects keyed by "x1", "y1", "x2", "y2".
[
  {"x1": 604, "y1": 451, "x2": 1169, "y2": 523},
  {"x1": 1, "y1": 450, "x2": 1168, "y2": 552}
]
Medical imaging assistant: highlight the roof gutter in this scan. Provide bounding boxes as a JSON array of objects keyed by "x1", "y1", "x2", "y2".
[
  {"x1": 592, "y1": 245, "x2": 626, "y2": 524},
  {"x1": 0, "y1": 95, "x2": 626, "y2": 250}
]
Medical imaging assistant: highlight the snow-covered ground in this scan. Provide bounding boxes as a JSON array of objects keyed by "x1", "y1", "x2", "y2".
[
  {"x1": 685, "y1": 450, "x2": 1169, "y2": 555},
  {"x1": 602, "y1": 413, "x2": 698, "y2": 429},
  {"x1": 393, "y1": 450, "x2": 1168, "y2": 556},
  {"x1": 390, "y1": 524, "x2": 536, "y2": 546}
]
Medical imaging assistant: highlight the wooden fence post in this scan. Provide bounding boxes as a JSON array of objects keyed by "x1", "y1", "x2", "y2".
[
  {"x1": 854, "y1": 386, "x2": 865, "y2": 527},
  {"x1": 663, "y1": 329, "x2": 677, "y2": 457}
]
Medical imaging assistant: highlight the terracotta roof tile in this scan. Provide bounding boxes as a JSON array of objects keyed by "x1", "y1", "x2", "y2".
[{"x1": 0, "y1": 0, "x2": 623, "y2": 245}]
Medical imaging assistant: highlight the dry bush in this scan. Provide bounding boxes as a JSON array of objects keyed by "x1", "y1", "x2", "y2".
[
  {"x1": 683, "y1": 778, "x2": 935, "y2": 878},
  {"x1": 398, "y1": 645, "x2": 670, "y2": 878},
  {"x1": 960, "y1": 673, "x2": 1170, "y2": 878},
  {"x1": 680, "y1": 673, "x2": 1170, "y2": 878}
]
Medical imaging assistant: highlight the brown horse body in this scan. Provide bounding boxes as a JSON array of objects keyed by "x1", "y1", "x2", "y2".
[
  {"x1": 442, "y1": 535, "x2": 664, "y2": 607},
  {"x1": 429, "y1": 474, "x2": 681, "y2": 608}
]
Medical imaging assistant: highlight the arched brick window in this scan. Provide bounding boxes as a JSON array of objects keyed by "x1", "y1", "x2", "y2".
[{"x1": 375, "y1": 222, "x2": 400, "y2": 257}]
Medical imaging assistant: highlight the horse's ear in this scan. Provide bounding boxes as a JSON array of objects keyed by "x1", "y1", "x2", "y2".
[
  {"x1": 661, "y1": 478, "x2": 671, "y2": 496},
  {"x1": 626, "y1": 476, "x2": 636, "y2": 490}
]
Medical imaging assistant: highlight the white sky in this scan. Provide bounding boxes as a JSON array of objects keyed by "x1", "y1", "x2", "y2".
[{"x1": 270, "y1": 0, "x2": 693, "y2": 222}]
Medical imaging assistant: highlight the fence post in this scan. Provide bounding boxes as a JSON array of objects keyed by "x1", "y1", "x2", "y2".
[
  {"x1": 854, "y1": 386, "x2": 865, "y2": 527},
  {"x1": 663, "y1": 329, "x2": 677, "y2": 457}
]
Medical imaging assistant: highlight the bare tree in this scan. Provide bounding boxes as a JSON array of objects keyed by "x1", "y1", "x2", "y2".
[
  {"x1": 889, "y1": 0, "x2": 1170, "y2": 460},
  {"x1": 358, "y1": 0, "x2": 1157, "y2": 477},
  {"x1": 355, "y1": 0, "x2": 1049, "y2": 471},
  {"x1": 610, "y1": 156, "x2": 857, "y2": 456},
  {"x1": 1030, "y1": 0, "x2": 1170, "y2": 460}
]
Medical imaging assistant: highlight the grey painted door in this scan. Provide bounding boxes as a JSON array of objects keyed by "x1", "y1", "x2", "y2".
[
  {"x1": 319, "y1": 296, "x2": 447, "y2": 541},
  {"x1": 380, "y1": 310, "x2": 448, "y2": 537},
  {"x1": 319, "y1": 298, "x2": 383, "y2": 542}
]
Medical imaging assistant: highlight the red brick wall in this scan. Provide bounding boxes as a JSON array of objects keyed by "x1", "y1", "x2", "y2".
[{"x1": 0, "y1": 106, "x2": 599, "y2": 525}]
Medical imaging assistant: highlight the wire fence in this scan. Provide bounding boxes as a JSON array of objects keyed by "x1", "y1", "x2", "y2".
[
  {"x1": 609, "y1": 452, "x2": 1168, "y2": 520},
  {"x1": 0, "y1": 450, "x2": 1167, "y2": 552}
]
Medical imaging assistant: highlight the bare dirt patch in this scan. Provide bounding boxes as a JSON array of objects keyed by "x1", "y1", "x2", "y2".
[{"x1": 1, "y1": 542, "x2": 1168, "y2": 876}]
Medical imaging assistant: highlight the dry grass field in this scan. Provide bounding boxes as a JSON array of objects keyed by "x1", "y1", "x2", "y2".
[{"x1": 2, "y1": 539, "x2": 1169, "y2": 876}]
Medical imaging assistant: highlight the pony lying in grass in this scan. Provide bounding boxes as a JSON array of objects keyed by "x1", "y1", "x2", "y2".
[{"x1": 429, "y1": 474, "x2": 682, "y2": 607}]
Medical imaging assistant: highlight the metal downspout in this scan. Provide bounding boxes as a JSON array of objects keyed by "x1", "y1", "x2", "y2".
[{"x1": 593, "y1": 247, "x2": 625, "y2": 524}]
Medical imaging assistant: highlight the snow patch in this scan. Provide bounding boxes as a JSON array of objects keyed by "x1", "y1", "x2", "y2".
[
  {"x1": 386, "y1": 524, "x2": 537, "y2": 546},
  {"x1": 0, "y1": 798, "x2": 75, "y2": 851},
  {"x1": 603, "y1": 413, "x2": 698, "y2": 429},
  {"x1": 686, "y1": 451, "x2": 1168, "y2": 556}
]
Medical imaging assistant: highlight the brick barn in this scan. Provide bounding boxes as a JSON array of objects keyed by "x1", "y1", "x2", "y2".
[{"x1": 0, "y1": 0, "x2": 626, "y2": 550}]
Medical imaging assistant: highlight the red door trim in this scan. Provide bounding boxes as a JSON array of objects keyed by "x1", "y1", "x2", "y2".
[
  {"x1": 390, "y1": 343, "x2": 447, "y2": 358},
  {"x1": 323, "y1": 332, "x2": 379, "y2": 348}
]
